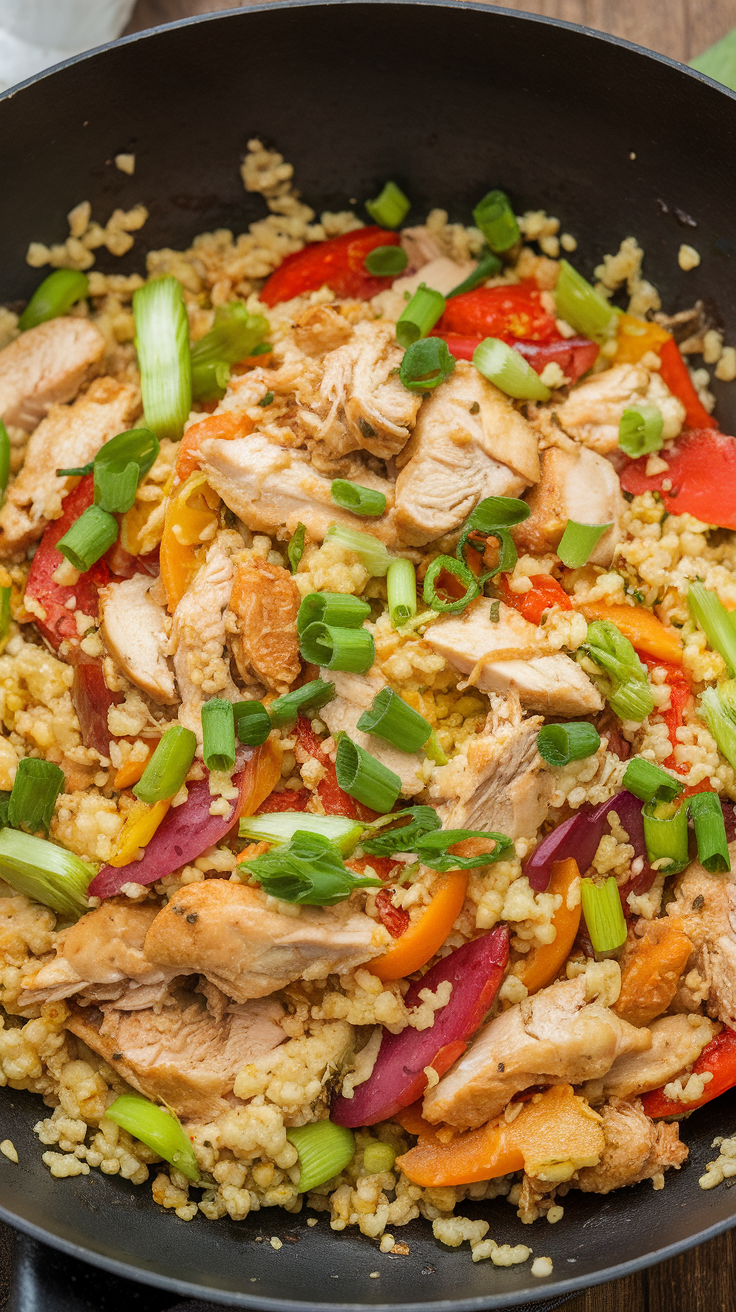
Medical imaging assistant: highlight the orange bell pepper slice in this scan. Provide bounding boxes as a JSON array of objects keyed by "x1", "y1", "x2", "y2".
[
  {"x1": 519, "y1": 859, "x2": 582, "y2": 995},
  {"x1": 238, "y1": 738, "x2": 284, "y2": 818},
  {"x1": 108, "y1": 798, "x2": 172, "y2": 868},
  {"x1": 613, "y1": 313, "x2": 717, "y2": 431},
  {"x1": 175, "y1": 411, "x2": 254, "y2": 483},
  {"x1": 613, "y1": 919, "x2": 693, "y2": 1027},
  {"x1": 576, "y1": 601, "x2": 683, "y2": 666},
  {"x1": 160, "y1": 473, "x2": 221, "y2": 614},
  {"x1": 613, "y1": 312, "x2": 671, "y2": 365},
  {"x1": 113, "y1": 741, "x2": 155, "y2": 791},
  {"x1": 369, "y1": 871, "x2": 468, "y2": 982}
]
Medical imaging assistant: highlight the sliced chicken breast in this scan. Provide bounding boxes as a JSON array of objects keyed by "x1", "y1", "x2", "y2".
[
  {"x1": 667, "y1": 848, "x2": 736, "y2": 1026},
  {"x1": 514, "y1": 444, "x2": 625, "y2": 567},
  {"x1": 582, "y1": 1014, "x2": 717, "y2": 1102},
  {"x1": 318, "y1": 320, "x2": 422, "y2": 459},
  {"x1": 170, "y1": 534, "x2": 241, "y2": 738},
  {"x1": 0, "y1": 317, "x2": 105, "y2": 431},
  {"x1": 574, "y1": 1097, "x2": 687, "y2": 1194},
  {"x1": 554, "y1": 363, "x2": 685, "y2": 454},
  {"x1": 99, "y1": 573, "x2": 176, "y2": 705},
  {"x1": 319, "y1": 669, "x2": 427, "y2": 797},
  {"x1": 226, "y1": 557, "x2": 301, "y2": 695},
  {"x1": 392, "y1": 256, "x2": 476, "y2": 298}
]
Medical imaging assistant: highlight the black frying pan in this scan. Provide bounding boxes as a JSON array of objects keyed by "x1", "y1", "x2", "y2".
[{"x1": 1, "y1": 4, "x2": 736, "y2": 1306}]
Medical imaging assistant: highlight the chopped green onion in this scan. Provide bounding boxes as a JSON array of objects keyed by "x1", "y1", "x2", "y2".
[
  {"x1": 688, "y1": 583, "x2": 736, "y2": 675},
  {"x1": 0, "y1": 793, "x2": 10, "y2": 828},
  {"x1": 201, "y1": 698, "x2": 236, "y2": 772},
  {"x1": 362, "y1": 1141, "x2": 397, "y2": 1173},
  {"x1": 396, "y1": 284, "x2": 446, "y2": 349},
  {"x1": 324, "y1": 524, "x2": 393, "y2": 577},
  {"x1": 191, "y1": 359, "x2": 230, "y2": 403},
  {"x1": 268, "y1": 678, "x2": 335, "y2": 728},
  {"x1": 415, "y1": 827, "x2": 514, "y2": 871},
  {"x1": 360, "y1": 806, "x2": 441, "y2": 856},
  {"x1": 288, "y1": 523, "x2": 306, "y2": 574},
  {"x1": 455, "y1": 525, "x2": 516, "y2": 583},
  {"x1": 330, "y1": 480, "x2": 387, "y2": 518},
  {"x1": 554, "y1": 260, "x2": 616, "y2": 342},
  {"x1": 258, "y1": 390, "x2": 275, "y2": 407},
  {"x1": 299, "y1": 622, "x2": 375, "y2": 674},
  {"x1": 93, "y1": 427, "x2": 160, "y2": 515},
  {"x1": 335, "y1": 735, "x2": 401, "y2": 812},
  {"x1": 357, "y1": 687, "x2": 431, "y2": 753},
  {"x1": 232, "y1": 701, "x2": 271, "y2": 746},
  {"x1": 580, "y1": 877, "x2": 627, "y2": 955},
  {"x1": 536, "y1": 722, "x2": 601, "y2": 768},
  {"x1": 584, "y1": 620, "x2": 654, "y2": 721},
  {"x1": 387, "y1": 557, "x2": 417, "y2": 628},
  {"x1": 618, "y1": 405, "x2": 664, "y2": 458},
  {"x1": 557, "y1": 519, "x2": 612, "y2": 569},
  {"x1": 19, "y1": 269, "x2": 88, "y2": 331},
  {"x1": 642, "y1": 799, "x2": 690, "y2": 875},
  {"x1": 364, "y1": 246, "x2": 408, "y2": 277},
  {"x1": 399, "y1": 337, "x2": 456, "y2": 392},
  {"x1": 286, "y1": 1120, "x2": 355, "y2": 1192},
  {"x1": 7, "y1": 758, "x2": 64, "y2": 834},
  {"x1": 57, "y1": 504, "x2": 119, "y2": 572},
  {"x1": 239, "y1": 811, "x2": 364, "y2": 853},
  {"x1": 0, "y1": 828, "x2": 93, "y2": 918},
  {"x1": 468, "y1": 497, "x2": 531, "y2": 531},
  {"x1": 133, "y1": 276, "x2": 192, "y2": 441},
  {"x1": 56, "y1": 462, "x2": 93, "y2": 478},
  {"x1": 365, "y1": 182, "x2": 410, "y2": 229},
  {"x1": 472, "y1": 190, "x2": 520, "y2": 253},
  {"x1": 446, "y1": 250, "x2": 503, "y2": 298},
  {"x1": 622, "y1": 757, "x2": 684, "y2": 804},
  {"x1": 190, "y1": 303, "x2": 269, "y2": 403},
  {"x1": 423, "y1": 728, "x2": 449, "y2": 766},
  {"x1": 0, "y1": 421, "x2": 10, "y2": 508},
  {"x1": 689, "y1": 791, "x2": 730, "y2": 874},
  {"x1": 0, "y1": 587, "x2": 10, "y2": 642},
  {"x1": 423, "y1": 556, "x2": 479, "y2": 614},
  {"x1": 105, "y1": 1093, "x2": 200, "y2": 1182},
  {"x1": 698, "y1": 685, "x2": 736, "y2": 771},
  {"x1": 133, "y1": 725, "x2": 197, "y2": 803},
  {"x1": 243, "y1": 829, "x2": 381, "y2": 904},
  {"x1": 298, "y1": 592, "x2": 371, "y2": 636},
  {"x1": 473, "y1": 337, "x2": 551, "y2": 401}
]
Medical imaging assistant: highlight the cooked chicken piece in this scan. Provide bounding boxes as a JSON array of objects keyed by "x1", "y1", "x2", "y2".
[
  {"x1": 319, "y1": 670, "x2": 427, "y2": 797},
  {"x1": 400, "y1": 225, "x2": 447, "y2": 271},
  {"x1": 514, "y1": 445, "x2": 625, "y2": 567},
  {"x1": 425, "y1": 599, "x2": 602, "y2": 717},
  {"x1": 582, "y1": 1014, "x2": 717, "y2": 1102},
  {"x1": 198, "y1": 430, "x2": 398, "y2": 545},
  {"x1": 0, "y1": 317, "x2": 105, "y2": 431},
  {"x1": 393, "y1": 256, "x2": 476, "y2": 298},
  {"x1": 67, "y1": 988, "x2": 286, "y2": 1121},
  {"x1": 667, "y1": 850, "x2": 736, "y2": 1026},
  {"x1": 99, "y1": 573, "x2": 176, "y2": 705},
  {"x1": 226, "y1": 557, "x2": 301, "y2": 695},
  {"x1": 144, "y1": 879, "x2": 390, "y2": 1002},
  {"x1": 574, "y1": 1097, "x2": 687, "y2": 1194},
  {"x1": 318, "y1": 320, "x2": 421, "y2": 460},
  {"x1": 429, "y1": 693, "x2": 551, "y2": 840},
  {"x1": 422, "y1": 973, "x2": 650, "y2": 1130},
  {"x1": 393, "y1": 362, "x2": 540, "y2": 546},
  {"x1": 554, "y1": 363, "x2": 685, "y2": 454},
  {"x1": 170, "y1": 535, "x2": 241, "y2": 738},
  {"x1": 0, "y1": 376, "x2": 139, "y2": 557},
  {"x1": 292, "y1": 304, "x2": 354, "y2": 357},
  {"x1": 613, "y1": 917, "x2": 694, "y2": 1027}
]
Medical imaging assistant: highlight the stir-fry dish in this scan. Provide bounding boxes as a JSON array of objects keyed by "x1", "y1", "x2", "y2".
[{"x1": 3, "y1": 140, "x2": 736, "y2": 1270}]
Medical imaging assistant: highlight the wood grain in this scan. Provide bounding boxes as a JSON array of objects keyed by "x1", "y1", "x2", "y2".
[{"x1": 122, "y1": 1, "x2": 736, "y2": 1308}]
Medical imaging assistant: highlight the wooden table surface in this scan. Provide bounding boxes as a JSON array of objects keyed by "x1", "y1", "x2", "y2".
[{"x1": 124, "y1": 2, "x2": 736, "y2": 1308}]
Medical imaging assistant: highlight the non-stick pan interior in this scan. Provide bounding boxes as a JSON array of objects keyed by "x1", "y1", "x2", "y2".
[{"x1": 1, "y1": 3, "x2": 736, "y2": 1305}]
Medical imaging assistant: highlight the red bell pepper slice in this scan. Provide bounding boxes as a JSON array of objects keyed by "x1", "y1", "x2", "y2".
[
  {"x1": 433, "y1": 331, "x2": 598, "y2": 385},
  {"x1": 294, "y1": 714, "x2": 378, "y2": 821},
  {"x1": 374, "y1": 887, "x2": 411, "y2": 938},
  {"x1": 497, "y1": 573, "x2": 572, "y2": 625},
  {"x1": 620, "y1": 429, "x2": 736, "y2": 530},
  {"x1": 638, "y1": 653, "x2": 691, "y2": 772},
  {"x1": 256, "y1": 787, "x2": 310, "y2": 813},
  {"x1": 330, "y1": 925, "x2": 509, "y2": 1127},
  {"x1": 641, "y1": 1026, "x2": 736, "y2": 1118},
  {"x1": 437, "y1": 282, "x2": 559, "y2": 343},
  {"x1": 259, "y1": 227, "x2": 401, "y2": 306},
  {"x1": 25, "y1": 475, "x2": 107, "y2": 651},
  {"x1": 658, "y1": 337, "x2": 718, "y2": 432}
]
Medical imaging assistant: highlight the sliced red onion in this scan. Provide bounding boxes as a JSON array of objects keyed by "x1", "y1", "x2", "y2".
[{"x1": 525, "y1": 788, "x2": 653, "y2": 893}]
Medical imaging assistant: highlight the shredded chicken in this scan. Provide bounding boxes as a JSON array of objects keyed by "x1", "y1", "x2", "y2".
[
  {"x1": 0, "y1": 317, "x2": 105, "y2": 431},
  {"x1": 226, "y1": 557, "x2": 301, "y2": 695},
  {"x1": 667, "y1": 850, "x2": 736, "y2": 1026},
  {"x1": 553, "y1": 363, "x2": 685, "y2": 454},
  {"x1": 317, "y1": 320, "x2": 422, "y2": 460},
  {"x1": 99, "y1": 573, "x2": 176, "y2": 705},
  {"x1": 574, "y1": 1097, "x2": 687, "y2": 1194}
]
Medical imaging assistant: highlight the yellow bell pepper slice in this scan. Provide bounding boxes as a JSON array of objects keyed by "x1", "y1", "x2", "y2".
[
  {"x1": 108, "y1": 798, "x2": 171, "y2": 867},
  {"x1": 160, "y1": 473, "x2": 220, "y2": 614}
]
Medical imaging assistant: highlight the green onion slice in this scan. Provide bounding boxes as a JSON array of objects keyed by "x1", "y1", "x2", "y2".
[
  {"x1": 396, "y1": 284, "x2": 446, "y2": 349},
  {"x1": 622, "y1": 757, "x2": 684, "y2": 804},
  {"x1": 299, "y1": 622, "x2": 375, "y2": 674},
  {"x1": 618, "y1": 405, "x2": 664, "y2": 458},
  {"x1": 57, "y1": 462, "x2": 93, "y2": 478},
  {"x1": 8, "y1": 758, "x2": 64, "y2": 833},
  {"x1": 0, "y1": 421, "x2": 10, "y2": 508},
  {"x1": 698, "y1": 685, "x2": 736, "y2": 772},
  {"x1": 414, "y1": 827, "x2": 514, "y2": 871},
  {"x1": 387, "y1": 557, "x2": 417, "y2": 628},
  {"x1": 335, "y1": 735, "x2": 402, "y2": 813},
  {"x1": 190, "y1": 303, "x2": 269, "y2": 403},
  {"x1": 364, "y1": 245, "x2": 408, "y2": 277},
  {"x1": 357, "y1": 687, "x2": 431, "y2": 753},
  {"x1": 0, "y1": 587, "x2": 10, "y2": 643},
  {"x1": 191, "y1": 359, "x2": 231, "y2": 404},
  {"x1": 446, "y1": 250, "x2": 503, "y2": 298},
  {"x1": 536, "y1": 722, "x2": 601, "y2": 768},
  {"x1": 689, "y1": 791, "x2": 730, "y2": 874},
  {"x1": 423, "y1": 556, "x2": 479, "y2": 614},
  {"x1": 288, "y1": 523, "x2": 306, "y2": 574},
  {"x1": 554, "y1": 260, "x2": 616, "y2": 342},
  {"x1": 472, "y1": 190, "x2": 520, "y2": 253},
  {"x1": 19, "y1": 269, "x2": 89, "y2": 331},
  {"x1": 258, "y1": 390, "x2": 275, "y2": 408},
  {"x1": 0, "y1": 828, "x2": 94, "y2": 918},
  {"x1": 330, "y1": 480, "x2": 387, "y2": 518},
  {"x1": 642, "y1": 798, "x2": 690, "y2": 875},
  {"x1": 105, "y1": 1093, "x2": 200, "y2": 1182},
  {"x1": 133, "y1": 276, "x2": 192, "y2": 441},
  {"x1": 239, "y1": 811, "x2": 364, "y2": 853},
  {"x1": 580, "y1": 876, "x2": 627, "y2": 955},
  {"x1": 324, "y1": 524, "x2": 393, "y2": 577},
  {"x1": 399, "y1": 337, "x2": 456, "y2": 392},
  {"x1": 287, "y1": 1120, "x2": 355, "y2": 1192},
  {"x1": 360, "y1": 806, "x2": 441, "y2": 856},
  {"x1": 57, "y1": 504, "x2": 119, "y2": 573},
  {"x1": 133, "y1": 725, "x2": 197, "y2": 803},
  {"x1": 557, "y1": 519, "x2": 612, "y2": 569},
  {"x1": 688, "y1": 583, "x2": 736, "y2": 675},
  {"x1": 298, "y1": 592, "x2": 370, "y2": 636},
  {"x1": 201, "y1": 698, "x2": 236, "y2": 772},
  {"x1": 242, "y1": 830, "x2": 381, "y2": 904},
  {"x1": 268, "y1": 678, "x2": 336, "y2": 728},
  {"x1": 362, "y1": 1141, "x2": 397, "y2": 1173},
  {"x1": 584, "y1": 620, "x2": 654, "y2": 722},
  {"x1": 93, "y1": 427, "x2": 160, "y2": 515},
  {"x1": 473, "y1": 337, "x2": 551, "y2": 401},
  {"x1": 233, "y1": 701, "x2": 272, "y2": 747},
  {"x1": 365, "y1": 182, "x2": 410, "y2": 229},
  {"x1": 424, "y1": 728, "x2": 449, "y2": 766},
  {"x1": 455, "y1": 525, "x2": 517, "y2": 584}
]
